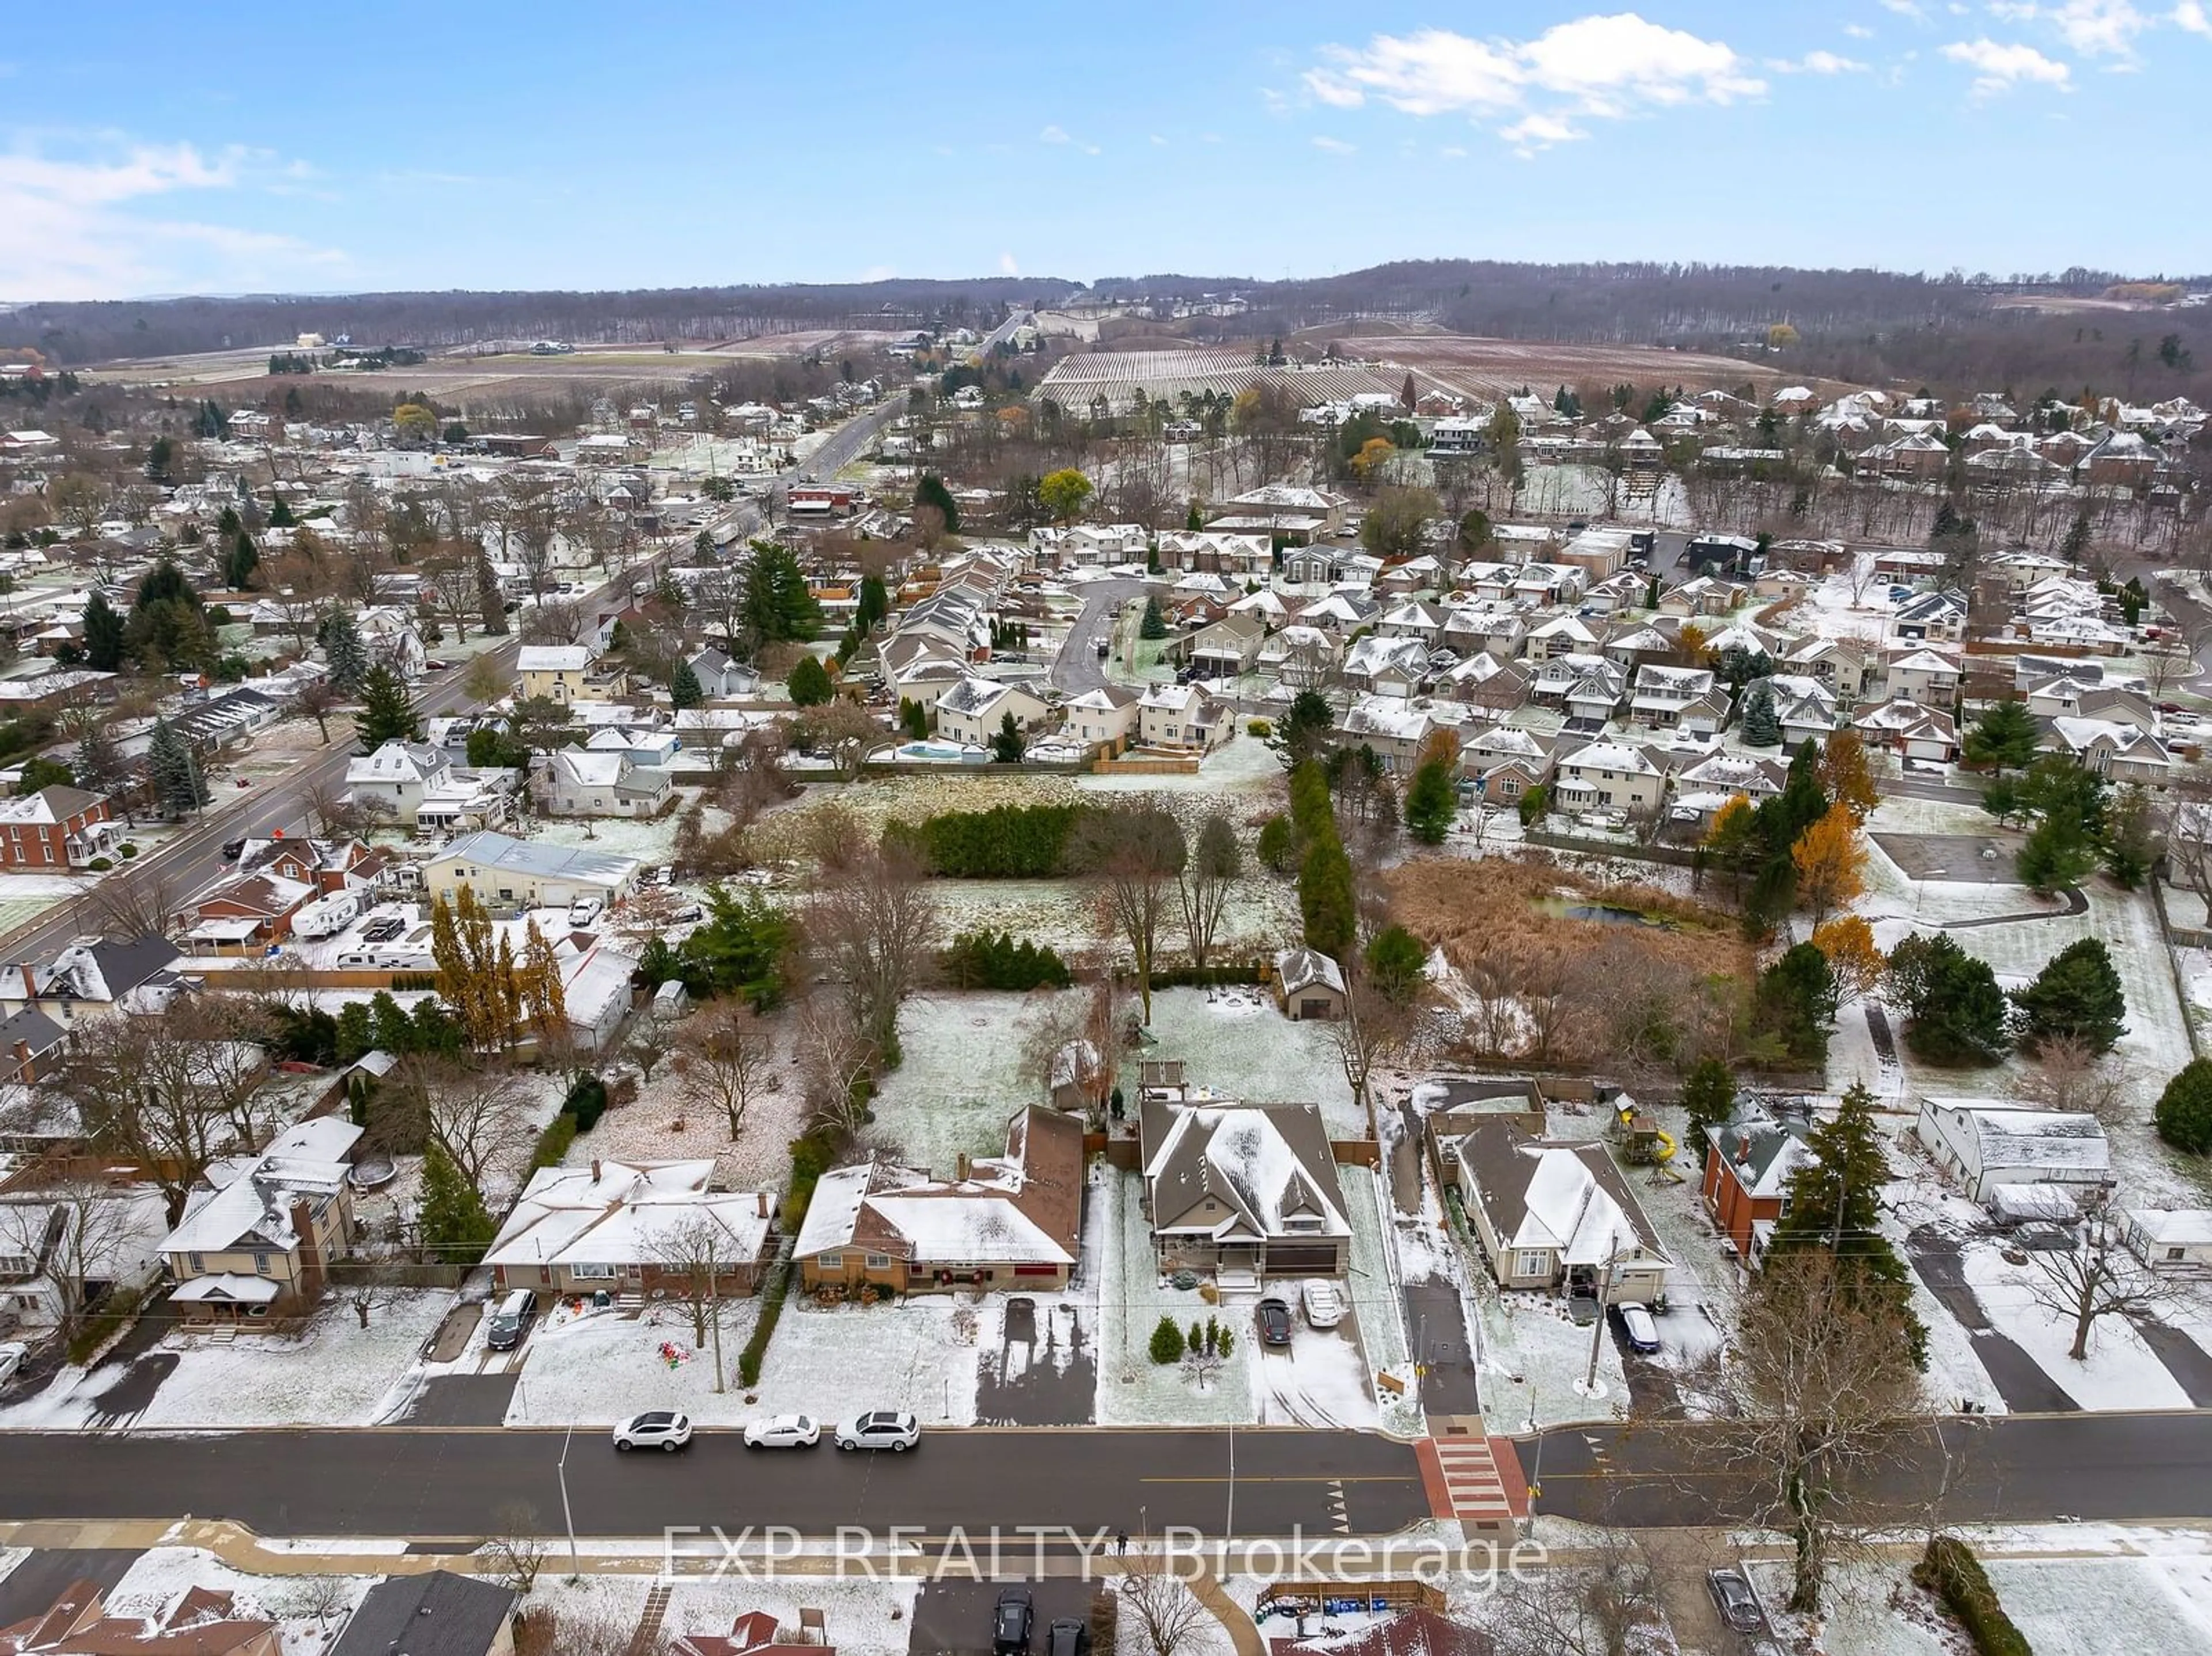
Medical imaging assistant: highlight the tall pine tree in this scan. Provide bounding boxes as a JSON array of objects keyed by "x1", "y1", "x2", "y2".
[
  {"x1": 355, "y1": 664, "x2": 421, "y2": 748},
  {"x1": 81, "y1": 590, "x2": 126, "y2": 672},
  {"x1": 146, "y1": 718, "x2": 209, "y2": 816},
  {"x1": 320, "y1": 608, "x2": 370, "y2": 694}
]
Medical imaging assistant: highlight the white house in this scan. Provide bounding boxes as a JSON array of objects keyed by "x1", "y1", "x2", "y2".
[
  {"x1": 1137, "y1": 683, "x2": 1231, "y2": 752},
  {"x1": 932, "y1": 675, "x2": 1050, "y2": 750},
  {"x1": 2119, "y1": 1208, "x2": 2212, "y2": 1273},
  {"x1": 1914, "y1": 1096, "x2": 2113, "y2": 1206},
  {"x1": 1552, "y1": 739, "x2": 1667, "y2": 814},
  {"x1": 1063, "y1": 685, "x2": 1139, "y2": 749},
  {"x1": 344, "y1": 740, "x2": 453, "y2": 821},
  {"x1": 539, "y1": 748, "x2": 672, "y2": 817}
]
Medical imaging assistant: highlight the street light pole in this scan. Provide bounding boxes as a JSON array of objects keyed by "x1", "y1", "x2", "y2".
[{"x1": 557, "y1": 1420, "x2": 580, "y2": 1578}]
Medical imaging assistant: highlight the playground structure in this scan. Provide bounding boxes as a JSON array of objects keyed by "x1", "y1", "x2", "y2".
[{"x1": 1615, "y1": 1101, "x2": 1685, "y2": 1182}]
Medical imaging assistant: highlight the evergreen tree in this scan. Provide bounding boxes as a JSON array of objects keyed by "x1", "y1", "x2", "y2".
[
  {"x1": 419, "y1": 1142, "x2": 496, "y2": 1265},
  {"x1": 320, "y1": 608, "x2": 370, "y2": 694},
  {"x1": 1754, "y1": 942, "x2": 1838, "y2": 1066},
  {"x1": 1963, "y1": 700, "x2": 2040, "y2": 770},
  {"x1": 1404, "y1": 755, "x2": 1457, "y2": 844},
  {"x1": 124, "y1": 559, "x2": 214, "y2": 672},
  {"x1": 899, "y1": 697, "x2": 929, "y2": 741},
  {"x1": 1139, "y1": 595, "x2": 1168, "y2": 639},
  {"x1": 1887, "y1": 931, "x2": 2010, "y2": 1064},
  {"x1": 72, "y1": 716, "x2": 127, "y2": 804},
  {"x1": 82, "y1": 590, "x2": 125, "y2": 672},
  {"x1": 1768, "y1": 1083, "x2": 1929, "y2": 1369},
  {"x1": 739, "y1": 542, "x2": 823, "y2": 651},
  {"x1": 913, "y1": 473, "x2": 961, "y2": 535},
  {"x1": 355, "y1": 664, "x2": 421, "y2": 748},
  {"x1": 2155, "y1": 1059, "x2": 2212, "y2": 1155},
  {"x1": 787, "y1": 655, "x2": 834, "y2": 707},
  {"x1": 1681, "y1": 1058, "x2": 1738, "y2": 1161},
  {"x1": 669, "y1": 660, "x2": 704, "y2": 710},
  {"x1": 14, "y1": 756, "x2": 74, "y2": 796},
  {"x1": 989, "y1": 711, "x2": 1027, "y2": 764},
  {"x1": 1740, "y1": 678, "x2": 1781, "y2": 745},
  {"x1": 223, "y1": 532, "x2": 260, "y2": 591},
  {"x1": 2012, "y1": 937, "x2": 2127, "y2": 1054},
  {"x1": 856, "y1": 573, "x2": 890, "y2": 632},
  {"x1": 267, "y1": 495, "x2": 296, "y2": 528},
  {"x1": 1271, "y1": 689, "x2": 1335, "y2": 769},
  {"x1": 146, "y1": 718, "x2": 208, "y2": 815},
  {"x1": 1364, "y1": 924, "x2": 1425, "y2": 999}
]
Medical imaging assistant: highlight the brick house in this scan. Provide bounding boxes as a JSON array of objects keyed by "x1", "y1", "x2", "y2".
[
  {"x1": 0, "y1": 786, "x2": 115, "y2": 870},
  {"x1": 1699, "y1": 1115, "x2": 1815, "y2": 1262},
  {"x1": 484, "y1": 1158, "x2": 772, "y2": 1297}
]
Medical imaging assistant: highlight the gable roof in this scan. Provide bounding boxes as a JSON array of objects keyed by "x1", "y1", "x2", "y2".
[
  {"x1": 1440, "y1": 1117, "x2": 1667, "y2": 1264},
  {"x1": 330, "y1": 1571, "x2": 517, "y2": 1656},
  {"x1": 1140, "y1": 1100, "x2": 1349, "y2": 1243},
  {"x1": 484, "y1": 1159, "x2": 770, "y2": 1271}
]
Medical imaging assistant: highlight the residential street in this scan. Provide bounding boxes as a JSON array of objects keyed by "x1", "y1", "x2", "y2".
[{"x1": 1050, "y1": 577, "x2": 1146, "y2": 696}]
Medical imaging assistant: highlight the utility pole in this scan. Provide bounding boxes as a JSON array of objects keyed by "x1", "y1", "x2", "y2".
[
  {"x1": 709, "y1": 1238, "x2": 724, "y2": 1393},
  {"x1": 1584, "y1": 1233, "x2": 1630, "y2": 1394},
  {"x1": 557, "y1": 1420, "x2": 580, "y2": 1578}
]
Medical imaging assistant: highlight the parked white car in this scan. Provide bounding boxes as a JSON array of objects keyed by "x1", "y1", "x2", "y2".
[
  {"x1": 567, "y1": 898, "x2": 604, "y2": 928},
  {"x1": 1301, "y1": 1279, "x2": 1346, "y2": 1331},
  {"x1": 612, "y1": 1410, "x2": 694, "y2": 1452},
  {"x1": 834, "y1": 1410, "x2": 919, "y2": 1452},
  {"x1": 743, "y1": 1414, "x2": 821, "y2": 1449}
]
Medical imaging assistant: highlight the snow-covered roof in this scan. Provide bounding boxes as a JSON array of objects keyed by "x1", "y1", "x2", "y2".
[
  {"x1": 517, "y1": 645, "x2": 595, "y2": 672},
  {"x1": 1143, "y1": 1101, "x2": 1349, "y2": 1243},
  {"x1": 485, "y1": 1158, "x2": 770, "y2": 1270},
  {"x1": 164, "y1": 1116, "x2": 362, "y2": 1256},
  {"x1": 1274, "y1": 947, "x2": 1344, "y2": 996}
]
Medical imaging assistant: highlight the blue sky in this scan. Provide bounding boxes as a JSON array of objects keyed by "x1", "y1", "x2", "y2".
[{"x1": 2, "y1": 2, "x2": 2207, "y2": 301}]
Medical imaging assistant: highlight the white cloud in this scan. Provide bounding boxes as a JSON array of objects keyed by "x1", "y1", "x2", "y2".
[
  {"x1": 2177, "y1": 1, "x2": 2212, "y2": 35},
  {"x1": 998, "y1": 252, "x2": 1019, "y2": 275},
  {"x1": 1880, "y1": 0, "x2": 1929, "y2": 19},
  {"x1": 0, "y1": 138, "x2": 345, "y2": 300},
  {"x1": 1769, "y1": 49, "x2": 1873, "y2": 71},
  {"x1": 1439, "y1": 143, "x2": 1469, "y2": 157},
  {"x1": 1149, "y1": 133, "x2": 1169, "y2": 146},
  {"x1": 1310, "y1": 135, "x2": 1357, "y2": 153},
  {"x1": 1036, "y1": 123, "x2": 1100, "y2": 155},
  {"x1": 1941, "y1": 35, "x2": 2074, "y2": 89},
  {"x1": 1303, "y1": 14, "x2": 1764, "y2": 153}
]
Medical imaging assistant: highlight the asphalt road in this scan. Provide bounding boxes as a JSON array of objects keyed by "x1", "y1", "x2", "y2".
[
  {"x1": 0, "y1": 1428, "x2": 1429, "y2": 1542},
  {"x1": 1050, "y1": 578, "x2": 1147, "y2": 697},
  {"x1": 798, "y1": 400, "x2": 903, "y2": 484},
  {"x1": 1525, "y1": 1411, "x2": 2212, "y2": 1529}
]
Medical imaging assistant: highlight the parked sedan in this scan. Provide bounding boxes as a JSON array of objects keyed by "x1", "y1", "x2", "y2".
[
  {"x1": 612, "y1": 1411, "x2": 694, "y2": 1452},
  {"x1": 743, "y1": 1414, "x2": 821, "y2": 1449},
  {"x1": 1256, "y1": 1297, "x2": 1294, "y2": 1347},
  {"x1": 1706, "y1": 1568, "x2": 1766, "y2": 1635},
  {"x1": 834, "y1": 1410, "x2": 920, "y2": 1452},
  {"x1": 1301, "y1": 1279, "x2": 1346, "y2": 1331}
]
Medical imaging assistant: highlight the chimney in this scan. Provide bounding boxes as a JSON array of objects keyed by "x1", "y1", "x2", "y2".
[
  {"x1": 955, "y1": 1152, "x2": 971, "y2": 1181},
  {"x1": 591, "y1": 1158, "x2": 602, "y2": 1183},
  {"x1": 756, "y1": 1189, "x2": 770, "y2": 1219},
  {"x1": 1735, "y1": 1132, "x2": 1751, "y2": 1165}
]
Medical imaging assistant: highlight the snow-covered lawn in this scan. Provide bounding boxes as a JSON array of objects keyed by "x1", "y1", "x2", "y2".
[
  {"x1": 505, "y1": 1296, "x2": 760, "y2": 1427},
  {"x1": 1143, "y1": 987, "x2": 1364, "y2": 1139},
  {"x1": 866, "y1": 991, "x2": 1062, "y2": 1177},
  {"x1": 0, "y1": 870, "x2": 93, "y2": 932},
  {"x1": 1470, "y1": 1284, "x2": 1630, "y2": 1432},
  {"x1": 531, "y1": 1572, "x2": 922, "y2": 1656},
  {"x1": 1094, "y1": 1170, "x2": 1256, "y2": 1426},
  {"x1": 1959, "y1": 1236, "x2": 2199, "y2": 1412},
  {"x1": 525, "y1": 812, "x2": 687, "y2": 866},
  {"x1": 1339, "y1": 1168, "x2": 1415, "y2": 1422},
  {"x1": 5, "y1": 1294, "x2": 454, "y2": 1430},
  {"x1": 588, "y1": 1018, "x2": 806, "y2": 1193}
]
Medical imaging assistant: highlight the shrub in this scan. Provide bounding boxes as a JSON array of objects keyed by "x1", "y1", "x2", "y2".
[
  {"x1": 87, "y1": 857, "x2": 112, "y2": 872},
  {"x1": 1246, "y1": 719, "x2": 1272, "y2": 738},
  {"x1": 529, "y1": 1113, "x2": 578, "y2": 1171},
  {"x1": 1912, "y1": 1536, "x2": 2032, "y2": 1656},
  {"x1": 940, "y1": 929, "x2": 1073, "y2": 991},
  {"x1": 897, "y1": 802, "x2": 1089, "y2": 877},
  {"x1": 563, "y1": 1072, "x2": 609, "y2": 1132},
  {"x1": 2156, "y1": 1059, "x2": 2212, "y2": 1155},
  {"x1": 67, "y1": 1283, "x2": 147, "y2": 1367},
  {"x1": 1256, "y1": 814, "x2": 1294, "y2": 874},
  {"x1": 737, "y1": 1252, "x2": 794, "y2": 1387},
  {"x1": 1215, "y1": 1325, "x2": 1234, "y2": 1359},
  {"x1": 1149, "y1": 1315, "x2": 1186, "y2": 1365},
  {"x1": 119, "y1": 843, "x2": 138, "y2": 859}
]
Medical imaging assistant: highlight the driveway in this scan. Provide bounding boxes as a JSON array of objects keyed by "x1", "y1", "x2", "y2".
[
  {"x1": 975, "y1": 1297, "x2": 1095, "y2": 1427},
  {"x1": 1403, "y1": 1280, "x2": 1479, "y2": 1418},
  {"x1": 914, "y1": 1580, "x2": 1094, "y2": 1656},
  {"x1": 1906, "y1": 1226, "x2": 2080, "y2": 1413},
  {"x1": 0, "y1": 1551, "x2": 143, "y2": 1626}
]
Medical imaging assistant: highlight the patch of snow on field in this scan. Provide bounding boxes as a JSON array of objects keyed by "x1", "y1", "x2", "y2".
[
  {"x1": 1986, "y1": 1553, "x2": 2212, "y2": 1655},
  {"x1": 506, "y1": 1297, "x2": 760, "y2": 1426},
  {"x1": 1471, "y1": 1286, "x2": 1627, "y2": 1432},
  {"x1": 867, "y1": 991, "x2": 1062, "y2": 1178},
  {"x1": 1143, "y1": 987, "x2": 1363, "y2": 1138}
]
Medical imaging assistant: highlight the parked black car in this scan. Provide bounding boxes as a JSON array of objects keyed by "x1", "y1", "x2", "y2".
[
  {"x1": 993, "y1": 1589, "x2": 1034, "y2": 1655},
  {"x1": 1706, "y1": 1568, "x2": 1765, "y2": 1635},
  {"x1": 221, "y1": 838, "x2": 247, "y2": 861},
  {"x1": 1256, "y1": 1297, "x2": 1294, "y2": 1347}
]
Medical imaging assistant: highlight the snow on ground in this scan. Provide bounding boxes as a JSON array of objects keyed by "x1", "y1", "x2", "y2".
[
  {"x1": 1339, "y1": 1167, "x2": 1418, "y2": 1434},
  {"x1": 654, "y1": 1574, "x2": 923, "y2": 1656},
  {"x1": 519, "y1": 812, "x2": 685, "y2": 866},
  {"x1": 0, "y1": 870, "x2": 93, "y2": 932},
  {"x1": 1469, "y1": 1285, "x2": 1628, "y2": 1433},
  {"x1": 5, "y1": 1294, "x2": 454, "y2": 1430},
  {"x1": 585, "y1": 1018, "x2": 806, "y2": 1192},
  {"x1": 104, "y1": 1547, "x2": 368, "y2": 1656},
  {"x1": 926, "y1": 878, "x2": 1296, "y2": 962},
  {"x1": 1143, "y1": 987, "x2": 1365, "y2": 1139},
  {"x1": 1095, "y1": 1169, "x2": 1256, "y2": 1426},
  {"x1": 866, "y1": 991, "x2": 1062, "y2": 1178},
  {"x1": 502, "y1": 1284, "x2": 995, "y2": 1428},
  {"x1": 1255, "y1": 1321, "x2": 1377, "y2": 1430},
  {"x1": 1959, "y1": 1236, "x2": 2198, "y2": 1413},
  {"x1": 1078, "y1": 734, "x2": 1284, "y2": 797}
]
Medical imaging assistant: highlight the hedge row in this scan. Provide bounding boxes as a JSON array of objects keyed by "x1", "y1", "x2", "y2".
[
  {"x1": 1913, "y1": 1536, "x2": 2033, "y2": 1656},
  {"x1": 941, "y1": 929, "x2": 1073, "y2": 990},
  {"x1": 529, "y1": 1113, "x2": 579, "y2": 1172},
  {"x1": 888, "y1": 802, "x2": 1088, "y2": 877}
]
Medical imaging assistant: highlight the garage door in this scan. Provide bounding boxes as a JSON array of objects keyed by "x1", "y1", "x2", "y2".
[{"x1": 1267, "y1": 1246, "x2": 1339, "y2": 1274}]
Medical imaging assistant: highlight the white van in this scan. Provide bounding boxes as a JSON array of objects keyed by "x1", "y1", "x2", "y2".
[{"x1": 290, "y1": 891, "x2": 363, "y2": 941}]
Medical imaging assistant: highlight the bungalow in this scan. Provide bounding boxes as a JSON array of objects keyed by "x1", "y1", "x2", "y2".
[
  {"x1": 1273, "y1": 948, "x2": 1346, "y2": 1021},
  {"x1": 1139, "y1": 1097, "x2": 1350, "y2": 1278},
  {"x1": 162, "y1": 1116, "x2": 360, "y2": 1321},
  {"x1": 795, "y1": 1106, "x2": 1083, "y2": 1294},
  {"x1": 687, "y1": 646, "x2": 762, "y2": 700},
  {"x1": 0, "y1": 1005, "x2": 68, "y2": 1083},
  {"x1": 1700, "y1": 1113, "x2": 1815, "y2": 1261},
  {"x1": 932, "y1": 675, "x2": 1050, "y2": 749},
  {"x1": 539, "y1": 748, "x2": 672, "y2": 817},
  {"x1": 1434, "y1": 1114, "x2": 1670, "y2": 1301},
  {"x1": 1893, "y1": 590, "x2": 1968, "y2": 645},
  {"x1": 1339, "y1": 696, "x2": 1451, "y2": 774},
  {"x1": 2044, "y1": 717, "x2": 2174, "y2": 786},
  {"x1": 329, "y1": 1573, "x2": 517, "y2": 1656},
  {"x1": 236, "y1": 836, "x2": 387, "y2": 896},
  {"x1": 1442, "y1": 652, "x2": 1531, "y2": 714},
  {"x1": 1064, "y1": 684, "x2": 1140, "y2": 749},
  {"x1": 0, "y1": 1579, "x2": 282, "y2": 1656},
  {"x1": 1914, "y1": 1096, "x2": 2113, "y2": 1206},
  {"x1": 1377, "y1": 600, "x2": 1450, "y2": 647},
  {"x1": 486, "y1": 1158, "x2": 771, "y2": 1297},
  {"x1": 425, "y1": 830, "x2": 639, "y2": 913},
  {"x1": 1524, "y1": 612, "x2": 1601, "y2": 661},
  {"x1": 184, "y1": 872, "x2": 316, "y2": 953}
]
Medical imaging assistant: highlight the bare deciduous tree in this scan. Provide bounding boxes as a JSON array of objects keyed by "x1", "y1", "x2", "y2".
[
  {"x1": 793, "y1": 995, "x2": 876, "y2": 1140},
  {"x1": 1075, "y1": 804, "x2": 1185, "y2": 1025},
  {"x1": 2008, "y1": 1032, "x2": 2132, "y2": 1126},
  {"x1": 1175, "y1": 810, "x2": 1241, "y2": 974},
  {"x1": 1694, "y1": 1250, "x2": 1929, "y2": 1615},
  {"x1": 624, "y1": 1017, "x2": 677, "y2": 1084},
  {"x1": 806, "y1": 840, "x2": 939, "y2": 1068},
  {"x1": 1491, "y1": 1526, "x2": 1662, "y2": 1656},
  {"x1": 404, "y1": 1056, "x2": 532, "y2": 1191},
  {"x1": 1117, "y1": 1560, "x2": 1209, "y2": 1656},
  {"x1": 650, "y1": 1212, "x2": 741, "y2": 1349},
  {"x1": 2027, "y1": 1191, "x2": 2171, "y2": 1361},
  {"x1": 1330, "y1": 963, "x2": 1425, "y2": 1116},
  {"x1": 676, "y1": 1002, "x2": 775, "y2": 1139},
  {"x1": 0, "y1": 1174, "x2": 156, "y2": 1340},
  {"x1": 478, "y1": 1502, "x2": 547, "y2": 1595}
]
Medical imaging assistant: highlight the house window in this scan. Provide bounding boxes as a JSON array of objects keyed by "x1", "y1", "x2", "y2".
[
  {"x1": 864, "y1": 1253, "x2": 892, "y2": 1270},
  {"x1": 570, "y1": 1263, "x2": 616, "y2": 1280},
  {"x1": 1513, "y1": 1250, "x2": 1548, "y2": 1279},
  {"x1": 190, "y1": 1252, "x2": 204, "y2": 1274},
  {"x1": 254, "y1": 1252, "x2": 271, "y2": 1275},
  {"x1": 817, "y1": 1253, "x2": 843, "y2": 1270},
  {"x1": 2169, "y1": 1248, "x2": 2187, "y2": 1261}
]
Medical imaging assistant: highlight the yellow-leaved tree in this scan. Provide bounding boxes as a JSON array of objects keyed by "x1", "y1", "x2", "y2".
[
  {"x1": 1811, "y1": 915, "x2": 1885, "y2": 1007},
  {"x1": 1818, "y1": 729, "x2": 1881, "y2": 825},
  {"x1": 1791, "y1": 804, "x2": 1868, "y2": 927}
]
